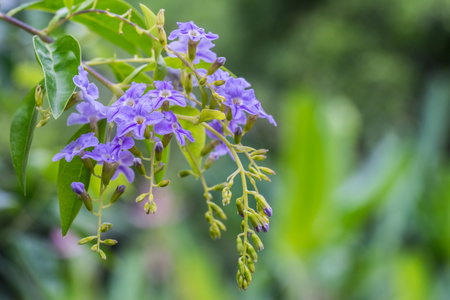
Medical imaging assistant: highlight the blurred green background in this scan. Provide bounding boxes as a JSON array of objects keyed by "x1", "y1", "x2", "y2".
[{"x1": 1, "y1": 0, "x2": 450, "y2": 299}]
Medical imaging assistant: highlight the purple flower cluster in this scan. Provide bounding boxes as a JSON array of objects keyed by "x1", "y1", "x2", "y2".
[{"x1": 53, "y1": 67, "x2": 195, "y2": 184}]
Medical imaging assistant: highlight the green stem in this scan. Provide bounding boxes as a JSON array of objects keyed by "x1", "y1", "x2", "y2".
[
  {"x1": 147, "y1": 128, "x2": 156, "y2": 205},
  {"x1": 96, "y1": 182, "x2": 105, "y2": 250},
  {"x1": 85, "y1": 57, "x2": 155, "y2": 66}
]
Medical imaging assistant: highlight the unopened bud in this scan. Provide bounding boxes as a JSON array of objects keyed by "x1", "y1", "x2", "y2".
[
  {"x1": 129, "y1": 145, "x2": 143, "y2": 157},
  {"x1": 78, "y1": 236, "x2": 96, "y2": 245},
  {"x1": 82, "y1": 158, "x2": 95, "y2": 174},
  {"x1": 155, "y1": 141, "x2": 164, "y2": 161},
  {"x1": 207, "y1": 57, "x2": 226, "y2": 76},
  {"x1": 198, "y1": 76, "x2": 207, "y2": 86},
  {"x1": 247, "y1": 258, "x2": 255, "y2": 273},
  {"x1": 236, "y1": 198, "x2": 244, "y2": 217},
  {"x1": 64, "y1": 92, "x2": 82, "y2": 111},
  {"x1": 133, "y1": 158, "x2": 146, "y2": 176},
  {"x1": 100, "y1": 222, "x2": 113, "y2": 232},
  {"x1": 103, "y1": 239, "x2": 118, "y2": 246},
  {"x1": 234, "y1": 126, "x2": 243, "y2": 144},
  {"x1": 157, "y1": 180, "x2": 170, "y2": 187},
  {"x1": 36, "y1": 115, "x2": 50, "y2": 128},
  {"x1": 162, "y1": 133, "x2": 173, "y2": 148},
  {"x1": 246, "y1": 242, "x2": 258, "y2": 262},
  {"x1": 110, "y1": 185, "x2": 125, "y2": 204},
  {"x1": 209, "y1": 223, "x2": 221, "y2": 239},
  {"x1": 98, "y1": 249, "x2": 107, "y2": 260},
  {"x1": 178, "y1": 170, "x2": 193, "y2": 177},
  {"x1": 102, "y1": 162, "x2": 119, "y2": 186},
  {"x1": 262, "y1": 222, "x2": 269, "y2": 232},
  {"x1": 204, "y1": 154, "x2": 218, "y2": 170},
  {"x1": 254, "y1": 194, "x2": 272, "y2": 217},
  {"x1": 90, "y1": 244, "x2": 98, "y2": 252},
  {"x1": 144, "y1": 200, "x2": 157, "y2": 214},
  {"x1": 156, "y1": 9, "x2": 165, "y2": 26},
  {"x1": 248, "y1": 213, "x2": 261, "y2": 232},
  {"x1": 157, "y1": 25, "x2": 167, "y2": 47},
  {"x1": 144, "y1": 126, "x2": 151, "y2": 140},
  {"x1": 212, "y1": 182, "x2": 227, "y2": 191},
  {"x1": 236, "y1": 237, "x2": 243, "y2": 254},
  {"x1": 260, "y1": 166, "x2": 276, "y2": 175},
  {"x1": 252, "y1": 149, "x2": 269, "y2": 155},
  {"x1": 215, "y1": 219, "x2": 226, "y2": 231},
  {"x1": 238, "y1": 259, "x2": 246, "y2": 275},
  {"x1": 244, "y1": 265, "x2": 252, "y2": 282},
  {"x1": 210, "y1": 202, "x2": 227, "y2": 220},
  {"x1": 201, "y1": 140, "x2": 221, "y2": 156},
  {"x1": 136, "y1": 193, "x2": 147, "y2": 203},
  {"x1": 252, "y1": 155, "x2": 266, "y2": 161},
  {"x1": 251, "y1": 233, "x2": 264, "y2": 251},
  {"x1": 205, "y1": 211, "x2": 213, "y2": 223},
  {"x1": 184, "y1": 73, "x2": 193, "y2": 94},
  {"x1": 35, "y1": 84, "x2": 43, "y2": 107},
  {"x1": 226, "y1": 108, "x2": 233, "y2": 121},
  {"x1": 188, "y1": 38, "x2": 199, "y2": 62},
  {"x1": 154, "y1": 162, "x2": 165, "y2": 174},
  {"x1": 212, "y1": 80, "x2": 226, "y2": 86},
  {"x1": 260, "y1": 173, "x2": 271, "y2": 182},
  {"x1": 244, "y1": 115, "x2": 258, "y2": 133}
]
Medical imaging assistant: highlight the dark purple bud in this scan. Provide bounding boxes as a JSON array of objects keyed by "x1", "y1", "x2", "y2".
[
  {"x1": 234, "y1": 126, "x2": 243, "y2": 144},
  {"x1": 71, "y1": 182, "x2": 86, "y2": 195},
  {"x1": 207, "y1": 57, "x2": 226, "y2": 76},
  {"x1": 110, "y1": 185, "x2": 126, "y2": 204},
  {"x1": 262, "y1": 223, "x2": 269, "y2": 233},
  {"x1": 155, "y1": 141, "x2": 164, "y2": 162},
  {"x1": 264, "y1": 207, "x2": 273, "y2": 217},
  {"x1": 254, "y1": 225, "x2": 262, "y2": 233}
]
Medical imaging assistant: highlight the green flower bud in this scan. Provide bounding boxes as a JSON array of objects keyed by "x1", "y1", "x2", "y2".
[
  {"x1": 260, "y1": 173, "x2": 271, "y2": 182},
  {"x1": 136, "y1": 193, "x2": 147, "y2": 203},
  {"x1": 205, "y1": 211, "x2": 213, "y2": 223},
  {"x1": 162, "y1": 133, "x2": 173, "y2": 148},
  {"x1": 129, "y1": 145, "x2": 143, "y2": 157},
  {"x1": 184, "y1": 72, "x2": 193, "y2": 94},
  {"x1": 244, "y1": 115, "x2": 258, "y2": 133},
  {"x1": 36, "y1": 115, "x2": 50, "y2": 128},
  {"x1": 100, "y1": 222, "x2": 113, "y2": 232},
  {"x1": 259, "y1": 166, "x2": 276, "y2": 175},
  {"x1": 81, "y1": 158, "x2": 96, "y2": 175},
  {"x1": 236, "y1": 199, "x2": 244, "y2": 217},
  {"x1": 78, "y1": 236, "x2": 96, "y2": 245},
  {"x1": 102, "y1": 162, "x2": 119, "y2": 186},
  {"x1": 244, "y1": 265, "x2": 252, "y2": 282},
  {"x1": 35, "y1": 84, "x2": 43, "y2": 107},
  {"x1": 238, "y1": 259, "x2": 246, "y2": 276},
  {"x1": 144, "y1": 202, "x2": 150, "y2": 214},
  {"x1": 155, "y1": 141, "x2": 164, "y2": 162},
  {"x1": 252, "y1": 155, "x2": 267, "y2": 161},
  {"x1": 238, "y1": 273, "x2": 244, "y2": 290},
  {"x1": 188, "y1": 38, "x2": 199, "y2": 62},
  {"x1": 246, "y1": 242, "x2": 258, "y2": 262},
  {"x1": 158, "y1": 180, "x2": 170, "y2": 187},
  {"x1": 212, "y1": 80, "x2": 226, "y2": 86},
  {"x1": 242, "y1": 278, "x2": 249, "y2": 290},
  {"x1": 207, "y1": 57, "x2": 226, "y2": 76},
  {"x1": 204, "y1": 154, "x2": 217, "y2": 170},
  {"x1": 154, "y1": 162, "x2": 165, "y2": 174},
  {"x1": 178, "y1": 170, "x2": 193, "y2": 177},
  {"x1": 212, "y1": 182, "x2": 227, "y2": 191},
  {"x1": 251, "y1": 233, "x2": 264, "y2": 251},
  {"x1": 156, "y1": 9, "x2": 165, "y2": 26},
  {"x1": 110, "y1": 185, "x2": 126, "y2": 204},
  {"x1": 209, "y1": 223, "x2": 221, "y2": 239},
  {"x1": 247, "y1": 258, "x2": 255, "y2": 273},
  {"x1": 236, "y1": 237, "x2": 243, "y2": 254},
  {"x1": 91, "y1": 244, "x2": 98, "y2": 252},
  {"x1": 146, "y1": 200, "x2": 157, "y2": 214},
  {"x1": 198, "y1": 76, "x2": 207, "y2": 86},
  {"x1": 104, "y1": 239, "x2": 118, "y2": 246},
  {"x1": 200, "y1": 140, "x2": 221, "y2": 156},
  {"x1": 98, "y1": 249, "x2": 107, "y2": 260},
  {"x1": 215, "y1": 219, "x2": 226, "y2": 231},
  {"x1": 226, "y1": 107, "x2": 233, "y2": 121},
  {"x1": 64, "y1": 92, "x2": 82, "y2": 111},
  {"x1": 157, "y1": 25, "x2": 167, "y2": 47},
  {"x1": 144, "y1": 125, "x2": 151, "y2": 140},
  {"x1": 252, "y1": 149, "x2": 269, "y2": 156},
  {"x1": 210, "y1": 202, "x2": 227, "y2": 220},
  {"x1": 234, "y1": 126, "x2": 243, "y2": 144},
  {"x1": 133, "y1": 158, "x2": 146, "y2": 176},
  {"x1": 82, "y1": 194, "x2": 94, "y2": 212}
]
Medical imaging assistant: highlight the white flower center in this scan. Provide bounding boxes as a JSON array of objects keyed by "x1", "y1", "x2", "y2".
[
  {"x1": 232, "y1": 97, "x2": 242, "y2": 105},
  {"x1": 135, "y1": 116, "x2": 145, "y2": 125},
  {"x1": 159, "y1": 90, "x2": 172, "y2": 98},
  {"x1": 189, "y1": 30, "x2": 199, "y2": 37},
  {"x1": 125, "y1": 97, "x2": 135, "y2": 107},
  {"x1": 172, "y1": 123, "x2": 178, "y2": 130}
]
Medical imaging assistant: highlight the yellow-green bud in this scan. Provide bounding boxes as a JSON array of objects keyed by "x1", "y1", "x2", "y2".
[
  {"x1": 207, "y1": 57, "x2": 226, "y2": 76},
  {"x1": 236, "y1": 198, "x2": 244, "y2": 217},
  {"x1": 205, "y1": 211, "x2": 213, "y2": 223},
  {"x1": 236, "y1": 237, "x2": 243, "y2": 254},
  {"x1": 244, "y1": 265, "x2": 252, "y2": 282},
  {"x1": 35, "y1": 84, "x2": 43, "y2": 107},
  {"x1": 212, "y1": 182, "x2": 227, "y2": 191},
  {"x1": 244, "y1": 115, "x2": 258, "y2": 133},
  {"x1": 178, "y1": 170, "x2": 193, "y2": 178},
  {"x1": 247, "y1": 258, "x2": 255, "y2": 273},
  {"x1": 238, "y1": 259, "x2": 246, "y2": 275},
  {"x1": 251, "y1": 233, "x2": 264, "y2": 251},
  {"x1": 129, "y1": 145, "x2": 143, "y2": 157},
  {"x1": 104, "y1": 239, "x2": 118, "y2": 246},
  {"x1": 158, "y1": 180, "x2": 170, "y2": 187},
  {"x1": 110, "y1": 185, "x2": 125, "y2": 204},
  {"x1": 156, "y1": 9, "x2": 165, "y2": 26},
  {"x1": 36, "y1": 115, "x2": 50, "y2": 128},
  {"x1": 133, "y1": 158, "x2": 146, "y2": 176},
  {"x1": 198, "y1": 76, "x2": 207, "y2": 86},
  {"x1": 136, "y1": 193, "x2": 147, "y2": 203},
  {"x1": 100, "y1": 222, "x2": 113, "y2": 232},
  {"x1": 252, "y1": 149, "x2": 269, "y2": 155},
  {"x1": 260, "y1": 167, "x2": 276, "y2": 175},
  {"x1": 78, "y1": 236, "x2": 96, "y2": 245},
  {"x1": 98, "y1": 249, "x2": 107, "y2": 260},
  {"x1": 210, "y1": 202, "x2": 227, "y2": 220},
  {"x1": 184, "y1": 73, "x2": 193, "y2": 94},
  {"x1": 212, "y1": 80, "x2": 226, "y2": 86},
  {"x1": 215, "y1": 219, "x2": 226, "y2": 231},
  {"x1": 91, "y1": 244, "x2": 98, "y2": 252},
  {"x1": 154, "y1": 162, "x2": 165, "y2": 174},
  {"x1": 209, "y1": 223, "x2": 220, "y2": 239},
  {"x1": 246, "y1": 242, "x2": 258, "y2": 262},
  {"x1": 252, "y1": 155, "x2": 267, "y2": 161},
  {"x1": 157, "y1": 25, "x2": 167, "y2": 47}
]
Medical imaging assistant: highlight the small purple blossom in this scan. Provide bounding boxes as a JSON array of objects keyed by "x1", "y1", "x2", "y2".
[
  {"x1": 82, "y1": 142, "x2": 119, "y2": 163},
  {"x1": 168, "y1": 21, "x2": 218, "y2": 42},
  {"x1": 73, "y1": 66, "x2": 100, "y2": 107},
  {"x1": 196, "y1": 68, "x2": 231, "y2": 87},
  {"x1": 154, "y1": 111, "x2": 195, "y2": 146},
  {"x1": 107, "y1": 82, "x2": 148, "y2": 122},
  {"x1": 115, "y1": 102, "x2": 164, "y2": 139},
  {"x1": 146, "y1": 81, "x2": 186, "y2": 109},
  {"x1": 205, "y1": 120, "x2": 234, "y2": 160},
  {"x1": 219, "y1": 78, "x2": 260, "y2": 120},
  {"x1": 71, "y1": 182, "x2": 86, "y2": 195},
  {"x1": 67, "y1": 101, "x2": 107, "y2": 126},
  {"x1": 264, "y1": 207, "x2": 273, "y2": 217},
  {"x1": 168, "y1": 36, "x2": 217, "y2": 64},
  {"x1": 110, "y1": 136, "x2": 134, "y2": 158},
  {"x1": 52, "y1": 132, "x2": 99, "y2": 162},
  {"x1": 111, "y1": 151, "x2": 135, "y2": 183}
]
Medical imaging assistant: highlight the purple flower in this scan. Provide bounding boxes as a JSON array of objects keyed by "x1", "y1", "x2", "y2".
[
  {"x1": 67, "y1": 101, "x2": 107, "y2": 126},
  {"x1": 252, "y1": 102, "x2": 277, "y2": 126},
  {"x1": 218, "y1": 78, "x2": 260, "y2": 120},
  {"x1": 168, "y1": 36, "x2": 217, "y2": 64},
  {"x1": 205, "y1": 120, "x2": 234, "y2": 160},
  {"x1": 73, "y1": 66, "x2": 100, "y2": 107},
  {"x1": 110, "y1": 136, "x2": 134, "y2": 158},
  {"x1": 154, "y1": 111, "x2": 195, "y2": 146},
  {"x1": 115, "y1": 102, "x2": 164, "y2": 139},
  {"x1": 82, "y1": 142, "x2": 120, "y2": 163},
  {"x1": 111, "y1": 151, "x2": 135, "y2": 183},
  {"x1": 168, "y1": 21, "x2": 218, "y2": 42},
  {"x1": 196, "y1": 68, "x2": 231, "y2": 87},
  {"x1": 71, "y1": 182, "x2": 86, "y2": 195},
  {"x1": 52, "y1": 132, "x2": 99, "y2": 162},
  {"x1": 146, "y1": 81, "x2": 186, "y2": 109},
  {"x1": 107, "y1": 82, "x2": 148, "y2": 123}
]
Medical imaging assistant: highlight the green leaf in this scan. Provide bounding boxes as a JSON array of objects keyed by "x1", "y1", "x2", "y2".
[
  {"x1": 57, "y1": 120, "x2": 106, "y2": 236},
  {"x1": 139, "y1": 3, "x2": 156, "y2": 30},
  {"x1": 109, "y1": 62, "x2": 153, "y2": 84},
  {"x1": 72, "y1": 0, "x2": 153, "y2": 56},
  {"x1": 10, "y1": 82, "x2": 44, "y2": 194},
  {"x1": 63, "y1": 0, "x2": 73, "y2": 12},
  {"x1": 33, "y1": 35, "x2": 81, "y2": 119},
  {"x1": 154, "y1": 55, "x2": 167, "y2": 81},
  {"x1": 198, "y1": 109, "x2": 225, "y2": 123},
  {"x1": 144, "y1": 140, "x2": 170, "y2": 184},
  {"x1": 171, "y1": 106, "x2": 205, "y2": 175}
]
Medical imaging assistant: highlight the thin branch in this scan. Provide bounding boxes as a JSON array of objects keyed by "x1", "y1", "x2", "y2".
[{"x1": 0, "y1": 12, "x2": 54, "y2": 43}]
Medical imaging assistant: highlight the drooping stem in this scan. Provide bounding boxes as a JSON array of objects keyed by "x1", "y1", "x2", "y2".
[
  {"x1": 96, "y1": 182, "x2": 105, "y2": 250},
  {"x1": 0, "y1": 12, "x2": 54, "y2": 43}
]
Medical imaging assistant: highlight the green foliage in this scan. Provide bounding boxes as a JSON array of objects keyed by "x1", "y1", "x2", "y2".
[
  {"x1": 9, "y1": 83, "x2": 43, "y2": 193},
  {"x1": 33, "y1": 35, "x2": 81, "y2": 119}
]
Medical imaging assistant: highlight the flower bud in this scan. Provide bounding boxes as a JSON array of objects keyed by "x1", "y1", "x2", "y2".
[
  {"x1": 205, "y1": 211, "x2": 213, "y2": 223},
  {"x1": 103, "y1": 239, "x2": 118, "y2": 246},
  {"x1": 212, "y1": 182, "x2": 227, "y2": 191},
  {"x1": 237, "y1": 273, "x2": 244, "y2": 289},
  {"x1": 178, "y1": 170, "x2": 193, "y2": 177},
  {"x1": 144, "y1": 126, "x2": 151, "y2": 140},
  {"x1": 198, "y1": 76, "x2": 207, "y2": 86},
  {"x1": 162, "y1": 133, "x2": 173, "y2": 148},
  {"x1": 91, "y1": 244, "x2": 98, "y2": 252},
  {"x1": 251, "y1": 233, "x2": 264, "y2": 251},
  {"x1": 260, "y1": 173, "x2": 271, "y2": 182},
  {"x1": 226, "y1": 108, "x2": 233, "y2": 121},
  {"x1": 254, "y1": 194, "x2": 272, "y2": 217},
  {"x1": 252, "y1": 155, "x2": 266, "y2": 161},
  {"x1": 110, "y1": 185, "x2": 125, "y2": 204},
  {"x1": 210, "y1": 202, "x2": 227, "y2": 220},
  {"x1": 248, "y1": 213, "x2": 261, "y2": 232},
  {"x1": 188, "y1": 38, "x2": 199, "y2": 62},
  {"x1": 136, "y1": 193, "x2": 147, "y2": 202},
  {"x1": 207, "y1": 57, "x2": 226, "y2": 76},
  {"x1": 238, "y1": 259, "x2": 246, "y2": 276},
  {"x1": 236, "y1": 198, "x2": 244, "y2": 217},
  {"x1": 247, "y1": 258, "x2": 255, "y2": 273},
  {"x1": 133, "y1": 158, "x2": 146, "y2": 176},
  {"x1": 246, "y1": 242, "x2": 258, "y2": 262},
  {"x1": 100, "y1": 222, "x2": 113, "y2": 232},
  {"x1": 155, "y1": 141, "x2": 164, "y2": 161},
  {"x1": 262, "y1": 222, "x2": 269, "y2": 233},
  {"x1": 157, "y1": 180, "x2": 170, "y2": 187},
  {"x1": 71, "y1": 182, "x2": 86, "y2": 195},
  {"x1": 184, "y1": 73, "x2": 193, "y2": 95},
  {"x1": 200, "y1": 140, "x2": 221, "y2": 156},
  {"x1": 157, "y1": 25, "x2": 167, "y2": 47},
  {"x1": 81, "y1": 158, "x2": 96, "y2": 174},
  {"x1": 204, "y1": 154, "x2": 218, "y2": 170},
  {"x1": 64, "y1": 92, "x2": 82, "y2": 111},
  {"x1": 129, "y1": 145, "x2": 143, "y2": 157},
  {"x1": 78, "y1": 236, "x2": 96, "y2": 245},
  {"x1": 98, "y1": 249, "x2": 107, "y2": 260},
  {"x1": 234, "y1": 126, "x2": 243, "y2": 144},
  {"x1": 144, "y1": 201, "x2": 157, "y2": 214},
  {"x1": 236, "y1": 237, "x2": 243, "y2": 254},
  {"x1": 102, "y1": 162, "x2": 119, "y2": 186},
  {"x1": 243, "y1": 115, "x2": 258, "y2": 133},
  {"x1": 215, "y1": 219, "x2": 226, "y2": 231},
  {"x1": 36, "y1": 115, "x2": 50, "y2": 128},
  {"x1": 156, "y1": 9, "x2": 165, "y2": 26},
  {"x1": 252, "y1": 149, "x2": 269, "y2": 156},
  {"x1": 244, "y1": 265, "x2": 252, "y2": 282},
  {"x1": 209, "y1": 223, "x2": 221, "y2": 239},
  {"x1": 212, "y1": 80, "x2": 226, "y2": 86},
  {"x1": 259, "y1": 166, "x2": 276, "y2": 175},
  {"x1": 154, "y1": 162, "x2": 165, "y2": 174},
  {"x1": 35, "y1": 84, "x2": 43, "y2": 107}
]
